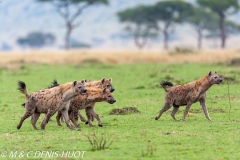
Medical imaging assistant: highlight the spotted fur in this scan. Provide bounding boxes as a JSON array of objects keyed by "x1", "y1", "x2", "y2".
[
  {"x1": 155, "y1": 71, "x2": 222, "y2": 121},
  {"x1": 57, "y1": 78, "x2": 115, "y2": 124},
  {"x1": 17, "y1": 80, "x2": 86, "y2": 130},
  {"x1": 56, "y1": 87, "x2": 116, "y2": 128}
]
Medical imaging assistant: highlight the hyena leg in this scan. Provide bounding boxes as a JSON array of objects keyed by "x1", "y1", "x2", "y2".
[
  {"x1": 199, "y1": 98, "x2": 211, "y2": 121},
  {"x1": 155, "y1": 102, "x2": 172, "y2": 120},
  {"x1": 31, "y1": 112, "x2": 40, "y2": 130},
  {"x1": 171, "y1": 105, "x2": 179, "y2": 121},
  {"x1": 182, "y1": 103, "x2": 193, "y2": 121},
  {"x1": 78, "y1": 111, "x2": 86, "y2": 122},
  {"x1": 17, "y1": 111, "x2": 34, "y2": 130},
  {"x1": 84, "y1": 107, "x2": 95, "y2": 125},
  {"x1": 61, "y1": 116, "x2": 64, "y2": 123},
  {"x1": 85, "y1": 108, "x2": 93, "y2": 127},
  {"x1": 61, "y1": 109, "x2": 73, "y2": 129},
  {"x1": 87, "y1": 108, "x2": 103, "y2": 127},
  {"x1": 69, "y1": 111, "x2": 77, "y2": 127},
  {"x1": 56, "y1": 111, "x2": 62, "y2": 126},
  {"x1": 70, "y1": 109, "x2": 80, "y2": 128},
  {"x1": 41, "y1": 110, "x2": 55, "y2": 130}
]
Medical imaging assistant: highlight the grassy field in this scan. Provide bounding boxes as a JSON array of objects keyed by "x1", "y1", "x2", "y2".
[{"x1": 1, "y1": 60, "x2": 240, "y2": 159}]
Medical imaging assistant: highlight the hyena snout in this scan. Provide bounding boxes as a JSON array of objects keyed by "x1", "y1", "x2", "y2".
[
  {"x1": 79, "y1": 87, "x2": 87, "y2": 94},
  {"x1": 110, "y1": 87, "x2": 115, "y2": 92},
  {"x1": 108, "y1": 98, "x2": 116, "y2": 104},
  {"x1": 82, "y1": 88, "x2": 87, "y2": 94},
  {"x1": 215, "y1": 77, "x2": 223, "y2": 84}
]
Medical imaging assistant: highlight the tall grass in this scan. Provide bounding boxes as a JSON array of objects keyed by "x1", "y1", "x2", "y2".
[{"x1": 0, "y1": 49, "x2": 240, "y2": 68}]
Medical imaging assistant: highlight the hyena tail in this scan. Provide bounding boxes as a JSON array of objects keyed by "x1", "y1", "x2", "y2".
[
  {"x1": 160, "y1": 81, "x2": 173, "y2": 92},
  {"x1": 18, "y1": 81, "x2": 29, "y2": 98},
  {"x1": 48, "y1": 79, "x2": 59, "y2": 89}
]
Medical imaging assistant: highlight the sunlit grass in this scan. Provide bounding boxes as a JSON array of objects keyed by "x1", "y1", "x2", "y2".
[{"x1": 0, "y1": 62, "x2": 240, "y2": 159}]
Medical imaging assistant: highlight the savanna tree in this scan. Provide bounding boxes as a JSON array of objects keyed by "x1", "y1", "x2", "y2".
[
  {"x1": 197, "y1": 0, "x2": 240, "y2": 48},
  {"x1": 37, "y1": 0, "x2": 108, "y2": 49},
  {"x1": 117, "y1": 5, "x2": 158, "y2": 49},
  {"x1": 152, "y1": 0, "x2": 193, "y2": 49},
  {"x1": 205, "y1": 20, "x2": 240, "y2": 48},
  {"x1": 187, "y1": 7, "x2": 219, "y2": 49}
]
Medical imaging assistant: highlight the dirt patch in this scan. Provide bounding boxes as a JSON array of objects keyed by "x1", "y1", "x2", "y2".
[
  {"x1": 229, "y1": 58, "x2": 240, "y2": 66},
  {"x1": 109, "y1": 107, "x2": 140, "y2": 115}
]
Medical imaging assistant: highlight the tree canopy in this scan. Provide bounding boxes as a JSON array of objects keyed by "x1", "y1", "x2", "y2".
[
  {"x1": 197, "y1": 0, "x2": 240, "y2": 48},
  {"x1": 37, "y1": 0, "x2": 108, "y2": 49},
  {"x1": 117, "y1": 5, "x2": 158, "y2": 49}
]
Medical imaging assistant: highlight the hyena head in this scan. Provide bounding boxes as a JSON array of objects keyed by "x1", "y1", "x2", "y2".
[
  {"x1": 102, "y1": 88, "x2": 116, "y2": 104},
  {"x1": 208, "y1": 71, "x2": 223, "y2": 84},
  {"x1": 99, "y1": 78, "x2": 115, "y2": 92},
  {"x1": 73, "y1": 80, "x2": 87, "y2": 95}
]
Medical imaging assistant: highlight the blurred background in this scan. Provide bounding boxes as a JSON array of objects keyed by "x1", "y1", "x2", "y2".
[{"x1": 0, "y1": 0, "x2": 240, "y2": 51}]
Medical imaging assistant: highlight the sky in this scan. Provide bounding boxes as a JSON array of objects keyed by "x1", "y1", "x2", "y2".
[{"x1": 0, "y1": 0, "x2": 239, "y2": 50}]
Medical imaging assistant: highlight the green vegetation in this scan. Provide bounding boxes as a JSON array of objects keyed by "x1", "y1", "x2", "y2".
[{"x1": 0, "y1": 62, "x2": 240, "y2": 159}]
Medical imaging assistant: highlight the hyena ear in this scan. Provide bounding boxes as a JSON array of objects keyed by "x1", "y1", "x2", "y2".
[
  {"x1": 102, "y1": 88, "x2": 107, "y2": 94},
  {"x1": 101, "y1": 78, "x2": 106, "y2": 84},
  {"x1": 109, "y1": 78, "x2": 112, "y2": 83},
  {"x1": 73, "y1": 80, "x2": 77, "y2": 86},
  {"x1": 208, "y1": 71, "x2": 212, "y2": 76},
  {"x1": 81, "y1": 80, "x2": 85, "y2": 85},
  {"x1": 215, "y1": 71, "x2": 217, "y2": 74}
]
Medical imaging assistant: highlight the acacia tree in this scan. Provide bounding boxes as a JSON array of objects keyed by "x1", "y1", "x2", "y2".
[
  {"x1": 117, "y1": 5, "x2": 158, "y2": 49},
  {"x1": 38, "y1": 0, "x2": 108, "y2": 50},
  {"x1": 152, "y1": 0, "x2": 193, "y2": 49},
  {"x1": 197, "y1": 0, "x2": 239, "y2": 48},
  {"x1": 205, "y1": 20, "x2": 240, "y2": 47},
  {"x1": 187, "y1": 7, "x2": 219, "y2": 49}
]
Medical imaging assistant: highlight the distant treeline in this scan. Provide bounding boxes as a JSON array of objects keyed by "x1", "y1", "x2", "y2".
[{"x1": 5, "y1": 0, "x2": 240, "y2": 50}]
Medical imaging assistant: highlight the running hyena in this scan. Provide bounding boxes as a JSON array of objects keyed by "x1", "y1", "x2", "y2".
[
  {"x1": 56, "y1": 78, "x2": 115, "y2": 124},
  {"x1": 56, "y1": 87, "x2": 116, "y2": 128},
  {"x1": 17, "y1": 80, "x2": 87, "y2": 130},
  {"x1": 155, "y1": 71, "x2": 222, "y2": 121}
]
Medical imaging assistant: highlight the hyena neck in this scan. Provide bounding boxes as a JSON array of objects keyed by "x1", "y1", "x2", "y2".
[
  {"x1": 199, "y1": 76, "x2": 212, "y2": 93},
  {"x1": 62, "y1": 88, "x2": 79, "y2": 102},
  {"x1": 87, "y1": 94, "x2": 103, "y2": 103}
]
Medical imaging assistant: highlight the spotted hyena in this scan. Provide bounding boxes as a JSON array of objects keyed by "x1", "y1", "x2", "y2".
[
  {"x1": 155, "y1": 71, "x2": 222, "y2": 121},
  {"x1": 56, "y1": 87, "x2": 116, "y2": 128},
  {"x1": 17, "y1": 80, "x2": 87, "y2": 130},
  {"x1": 56, "y1": 78, "x2": 115, "y2": 123},
  {"x1": 83, "y1": 78, "x2": 115, "y2": 122}
]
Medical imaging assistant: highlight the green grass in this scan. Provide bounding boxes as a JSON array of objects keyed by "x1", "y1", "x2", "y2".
[{"x1": 1, "y1": 62, "x2": 240, "y2": 160}]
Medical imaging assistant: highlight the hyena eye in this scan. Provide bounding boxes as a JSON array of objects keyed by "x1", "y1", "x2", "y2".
[
  {"x1": 214, "y1": 76, "x2": 217, "y2": 79},
  {"x1": 107, "y1": 85, "x2": 110, "y2": 87},
  {"x1": 108, "y1": 95, "x2": 111, "y2": 98}
]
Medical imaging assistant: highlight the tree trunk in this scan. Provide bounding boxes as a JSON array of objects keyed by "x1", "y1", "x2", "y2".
[
  {"x1": 65, "y1": 22, "x2": 72, "y2": 50},
  {"x1": 163, "y1": 29, "x2": 168, "y2": 50},
  {"x1": 197, "y1": 28, "x2": 202, "y2": 50},
  {"x1": 133, "y1": 25, "x2": 149, "y2": 50},
  {"x1": 219, "y1": 14, "x2": 226, "y2": 49}
]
